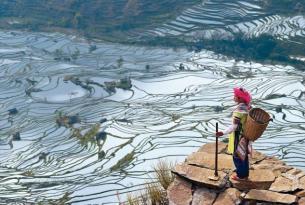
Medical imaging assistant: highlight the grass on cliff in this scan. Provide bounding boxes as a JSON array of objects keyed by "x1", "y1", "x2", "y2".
[{"x1": 126, "y1": 159, "x2": 176, "y2": 205}]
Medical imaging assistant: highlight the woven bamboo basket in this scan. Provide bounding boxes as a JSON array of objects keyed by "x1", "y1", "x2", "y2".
[{"x1": 243, "y1": 108, "x2": 270, "y2": 141}]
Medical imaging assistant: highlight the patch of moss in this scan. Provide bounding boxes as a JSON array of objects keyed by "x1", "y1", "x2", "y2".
[
  {"x1": 110, "y1": 152, "x2": 135, "y2": 172},
  {"x1": 104, "y1": 78, "x2": 132, "y2": 93},
  {"x1": 74, "y1": 123, "x2": 100, "y2": 146},
  {"x1": 56, "y1": 113, "x2": 81, "y2": 128},
  {"x1": 23, "y1": 170, "x2": 35, "y2": 177}
]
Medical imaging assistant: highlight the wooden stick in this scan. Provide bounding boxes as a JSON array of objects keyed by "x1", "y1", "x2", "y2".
[{"x1": 215, "y1": 122, "x2": 218, "y2": 177}]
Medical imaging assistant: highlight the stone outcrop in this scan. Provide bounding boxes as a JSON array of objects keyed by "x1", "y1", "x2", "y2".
[
  {"x1": 191, "y1": 187, "x2": 217, "y2": 205},
  {"x1": 167, "y1": 142, "x2": 305, "y2": 205},
  {"x1": 269, "y1": 176, "x2": 299, "y2": 192},
  {"x1": 245, "y1": 189, "x2": 297, "y2": 204},
  {"x1": 230, "y1": 170, "x2": 275, "y2": 190},
  {"x1": 187, "y1": 152, "x2": 234, "y2": 171},
  {"x1": 173, "y1": 164, "x2": 227, "y2": 189},
  {"x1": 198, "y1": 141, "x2": 227, "y2": 154},
  {"x1": 249, "y1": 150, "x2": 267, "y2": 164},
  {"x1": 252, "y1": 163, "x2": 292, "y2": 177},
  {"x1": 213, "y1": 188, "x2": 241, "y2": 205},
  {"x1": 167, "y1": 177, "x2": 192, "y2": 205}
]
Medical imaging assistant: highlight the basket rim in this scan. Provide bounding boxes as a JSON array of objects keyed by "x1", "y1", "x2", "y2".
[
  {"x1": 249, "y1": 108, "x2": 270, "y2": 123},
  {"x1": 247, "y1": 116, "x2": 270, "y2": 125}
]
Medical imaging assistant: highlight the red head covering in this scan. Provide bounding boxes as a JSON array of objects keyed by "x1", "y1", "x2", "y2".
[{"x1": 234, "y1": 87, "x2": 251, "y2": 105}]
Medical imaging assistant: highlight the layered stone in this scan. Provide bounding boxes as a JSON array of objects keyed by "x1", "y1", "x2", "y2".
[
  {"x1": 252, "y1": 163, "x2": 292, "y2": 177},
  {"x1": 249, "y1": 150, "x2": 267, "y2": 164},
  {"x1": 244, "y1": 189, "x2": 297, "y2": 204},
  {"x1": 269, "y1": 176, "x2": 299, "y2": 192},
  {"x1": 198, "y1": 141, "x2": 227, "y2": 154},
  {"x1": 173, "y1": 163, "x2": 227, "y2": 189},
  {"x1": 186, "y1": 151, "x2": 234, "y2": 171},
  {"x1": 230, "y1": 170, "x2": 275, "y2": 190},
  {"x1": 191, "y1": 187, "x2": 217, "y2": 205},
  {"x1": 167, "y1": 177, "x2": 192, "y2": 205},
  {"x1": 213, "y1": 188, "x2": 241, "y2": 205},
  {"x1": 167, "y1": 143, "x2": 305, "y2": 205}
]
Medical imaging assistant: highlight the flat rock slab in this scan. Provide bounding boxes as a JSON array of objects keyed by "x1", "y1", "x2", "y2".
[
  {"x1": 191, "y1": 187, "x2": 217, "y2": 205},
  {"x1": 167, "y1": 177, "x2": 192, "y2": 205},
  {"x1": 230, "y1": 170, "x2": 275, "y2": 190},
  {"x1": 252, "y1": 164, "x2": 292, "y2": 177},
  {"x1": 250, "y1": 150, "x2": 267, "y2": 164},
  {"x1": 173, "y1": 163, "x2": 227, "y2": 189},
  {"x1": 286, "y1": 168, "x2": 305, "y2": 178},
  {"x1": 198, "y1": 142, "x2": 227, "y2": 154},
  {"x1": 258, "y1": 156, "x2": 286, "y2": 167},
  {"x1": 244, "y1": 189, "x2": 297, "y2": 204},
  {"x1": 213, "y1": 188, "x2": 241, "y2": 205},
  {"x1": 187, "y1": 152, "x2": 234, "y2": 171},
  {"x1": 269, "y1": 176, "x2": 299, "y2": 192}
]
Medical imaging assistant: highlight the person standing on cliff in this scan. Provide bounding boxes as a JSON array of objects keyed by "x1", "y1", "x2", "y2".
[{"x1": 216, "y1": 87, "x2": 252, "y2": 180}]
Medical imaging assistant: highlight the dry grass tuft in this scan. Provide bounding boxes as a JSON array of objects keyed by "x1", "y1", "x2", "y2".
[
  {"x1": 127, "y1": 193, "x2": 141, "y2": 205},
  {"x1": 153, "y1": 159, "x2": 175, "y2": 190},
  {"x1": 126, "y1": 159, "x2": 175, "y2": 205},
  {"x1": 145, "y1": 183, "x2": 167, "y2": 205}
]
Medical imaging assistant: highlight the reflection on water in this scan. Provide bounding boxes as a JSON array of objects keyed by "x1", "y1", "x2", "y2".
[
  {"x1": 0, "y1": 30, "x2": 305, "y2": 204},
  {"x1": 139, "y1": 0, "x2": 305, "y2": 42}
]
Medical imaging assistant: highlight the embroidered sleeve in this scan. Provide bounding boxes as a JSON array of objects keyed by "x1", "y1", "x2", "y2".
[{"x1": 223, "y1": 112, "x2": 242, "y2": 135}]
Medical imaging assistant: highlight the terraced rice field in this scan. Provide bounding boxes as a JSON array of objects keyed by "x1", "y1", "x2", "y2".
[
  {"x1": 138, "y1": 0, "x2": 305, "y2": 41},
  {"x1": 0, "y1": 0, "x2": 305, "y2": 204}
]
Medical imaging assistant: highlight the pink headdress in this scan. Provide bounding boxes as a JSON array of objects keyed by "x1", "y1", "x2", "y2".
[{"x1": 234, "y1": 87, "x2": 251, "y2": 105}]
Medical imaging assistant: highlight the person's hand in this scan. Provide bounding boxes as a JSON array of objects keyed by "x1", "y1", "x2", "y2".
[{"x1": 216, "y1": 131, "x2": 224, "y2": 137}]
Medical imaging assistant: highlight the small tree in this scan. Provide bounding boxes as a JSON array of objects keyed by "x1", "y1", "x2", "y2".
[
  {"x1": 89, "y1": 44, "x2": 97, "y2": 53},
  {"x1": 117, "y1": 56, "x2": 124, "y2": 68},
  {"x1": 54, "y1": 49, "x2": 63, "y2": 60},
  {"x1": 145, "y1": 64, "x2": 150, "y2": 70},
  {"x1": 71, "y1": 48, "x2": 80, "y2": 60}
]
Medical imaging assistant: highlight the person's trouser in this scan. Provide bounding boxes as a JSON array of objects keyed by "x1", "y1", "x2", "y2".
[{"x1": 233, "y1": 155, "x2": 249, "y2": 178}]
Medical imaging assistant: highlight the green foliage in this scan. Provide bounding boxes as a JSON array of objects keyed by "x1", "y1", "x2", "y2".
[
  {"x1": 265, "y1": 94, "x2": 287, "y2": 100},
  {"x1": 0, "y1": 0, "x2": 201, "y2": 39},
  {"x1": 117, "y1": 56, "x2": 124, "y2": 68},
  {"x1": 77, "y1": 123, "x2": 100, "y2": 146},
  {"x1": 262, "y1": 0, "x2": 305, "y2": 14},
  {"x1": 54, "y1": 49, "x2": 63, "y2": 60},
  {"x1": 71, "y1": 48, "x2": 80, "y2": 60},
  {"x1": 187, "y1": 34, "x2": 305, "y2": 70},
  {"x1": 89, "y1": 44, "x2": 97, "y2": 53},
  {"x1": 171, "y1": 114, "x2": 180, "y2": 122},
  {"x1": 117, "y1": 78, "x2": 132, "y2": 90},
  {"x1": 55, "y1": 113, "x2": 81, "y2": 128},
  {"x1": 104, "y1": 77, "x2": 132, "y2": 93},
  {"x1": 23, "y1": 170, "x2": 35, "y2": 177},
  {"x1": 145, "y1": 64, "x2": 150, "y2": 70},
  {"x1": 110, "y1": 151, "x2": 135, "y2": 171}
]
